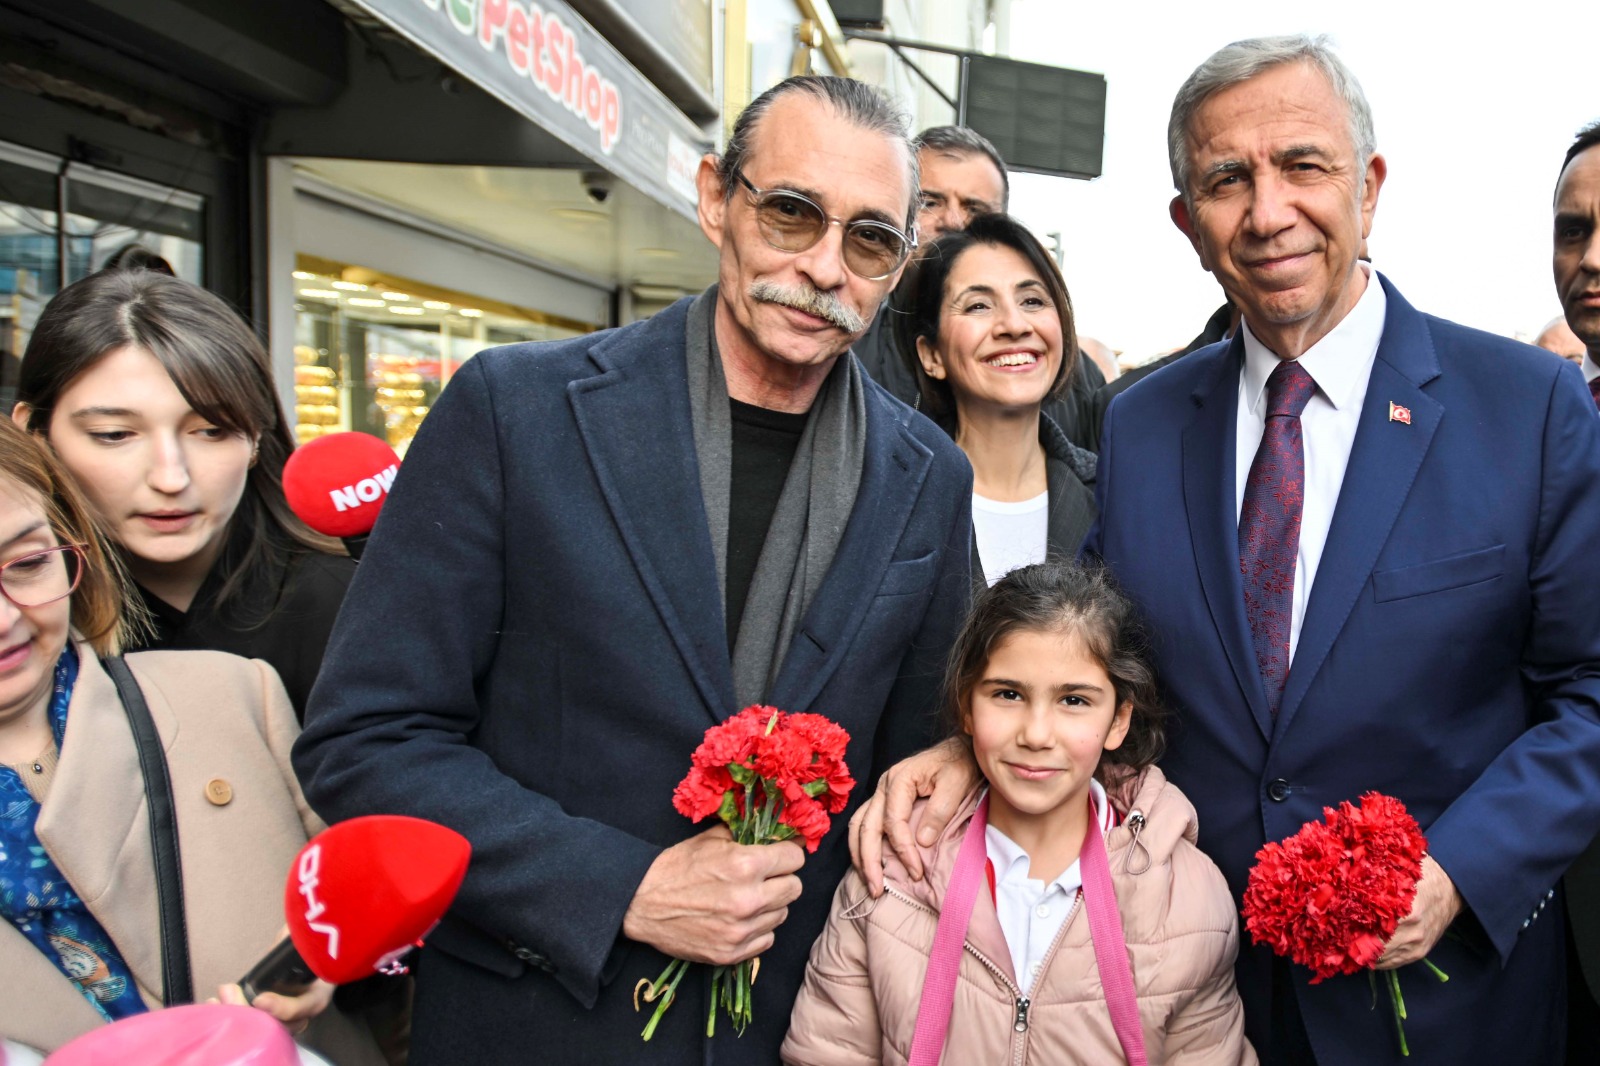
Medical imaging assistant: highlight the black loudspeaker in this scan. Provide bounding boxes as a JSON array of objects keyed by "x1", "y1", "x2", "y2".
[
  {"x1": 961, "y1": 55, "x2": 1106, "y2": 180},
  {"x1": 831, "y1": 0, "x2": 885, "y2": 28}
]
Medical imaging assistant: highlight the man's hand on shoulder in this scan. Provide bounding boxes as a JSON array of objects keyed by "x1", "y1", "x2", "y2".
[
  {"x1": 622, "y1": 825, "x2": 805, "y2": 966},
  {"x1": 1375, "y1": 854, "x2": 1464, "y2": 969},
  {"x1": 848, "y1": 737, "x2": 980, "y2": 897}
]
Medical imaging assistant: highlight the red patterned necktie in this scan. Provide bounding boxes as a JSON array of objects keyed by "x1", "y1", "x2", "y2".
[
  {"x1": 1239, "y1": 360, "x2": 1316, "y2": 716},
  {"x1": 1589, "y1": 376, "x2": 1600, "y2": 411}
]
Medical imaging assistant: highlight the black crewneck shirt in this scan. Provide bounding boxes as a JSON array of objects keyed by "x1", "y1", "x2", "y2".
[{"x1": 725, "y1": 398, "x2": 808, "y2": 651}]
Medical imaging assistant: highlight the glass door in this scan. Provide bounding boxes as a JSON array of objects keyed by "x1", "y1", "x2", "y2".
[{"x1": 0, "y1": 138, "x2": 205, "y2": 403}]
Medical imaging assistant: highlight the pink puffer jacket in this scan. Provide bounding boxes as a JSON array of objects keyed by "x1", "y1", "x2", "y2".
[{"x1": 782, "y1": 766, "x2": 1256, "y2": 1065}]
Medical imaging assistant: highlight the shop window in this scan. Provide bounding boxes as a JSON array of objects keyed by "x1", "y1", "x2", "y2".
[
  {"x1": 0, "y1": 139, "x2": 204, "y2": 398},
  {"x1": 292, "y1": 255, "x2": 595, "y2": 455}
]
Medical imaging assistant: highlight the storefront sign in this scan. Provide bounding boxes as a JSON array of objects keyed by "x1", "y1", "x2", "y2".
[{"x1": 349, "y1": 0, "x2": 710, "y2": 217}]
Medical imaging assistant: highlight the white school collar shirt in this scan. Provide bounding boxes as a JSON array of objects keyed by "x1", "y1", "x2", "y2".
[
  {"x1": 985, "y1": 778, "x2": 1113, "y2": 995},
  {"x1": 1234, "y1": 264, "x2": 1387, "y2": 664},
  {"x1": 1583, "y1": 352, "x2": 1599, "y2": 385}
]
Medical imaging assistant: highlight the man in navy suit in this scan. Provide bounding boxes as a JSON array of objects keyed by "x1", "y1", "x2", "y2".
[
  {"x1": 856, "y1": 35, "x2": 1600, "y2": 1066},
  {"x1": 293, "y1": 75, "x2": 972, "y2": 1065}
]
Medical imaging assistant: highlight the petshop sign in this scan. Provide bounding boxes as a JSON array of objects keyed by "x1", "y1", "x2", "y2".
[
  {"x1": 351, "y1": 0, "x2": 707, "y2": 215},
  {"x1": 431, "y1": 0, "x2": 622, "y2": 153}
]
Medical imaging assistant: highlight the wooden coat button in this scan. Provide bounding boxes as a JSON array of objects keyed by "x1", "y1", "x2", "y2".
[{"x1": 205, "y1": 778, "x2": 234, "y2": 806}]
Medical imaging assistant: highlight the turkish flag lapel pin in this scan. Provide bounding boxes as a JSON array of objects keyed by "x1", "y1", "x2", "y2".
[{"x1": 1388, "y1": 401, "x2": 1412, "y2": 425}]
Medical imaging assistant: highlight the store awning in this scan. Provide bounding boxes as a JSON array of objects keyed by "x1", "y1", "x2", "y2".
[{"x1": 339, "y1": 0, "x2": 711, "y2": 222}]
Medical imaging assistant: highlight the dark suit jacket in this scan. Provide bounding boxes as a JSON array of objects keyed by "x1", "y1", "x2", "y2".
[
  {"x1": 293, "y1": 296, "x2": 974, "y2": 1065},
  {"x1": 1084, "y1": 276, "x2": 1600, "y2": 1065}
]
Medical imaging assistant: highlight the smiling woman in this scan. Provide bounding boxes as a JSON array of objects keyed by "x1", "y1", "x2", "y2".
[
  {"x1": 896, "y1": 213, "x2": 1099, "y2": 589},
  {"x1": 12, "y1": 270, "x2": 355, "y2": 719},
  {"x1": 0, "y1": 419, "x2": 382, "y2": 1063}
]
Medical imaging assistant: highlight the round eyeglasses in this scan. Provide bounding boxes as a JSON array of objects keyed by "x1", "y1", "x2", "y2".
[
  {"x1": 731, "y1": 168, "x2": 917, "y2": 281},
  {"x1": 0, "y1": 545, "x2": 85, "y2": 609}
]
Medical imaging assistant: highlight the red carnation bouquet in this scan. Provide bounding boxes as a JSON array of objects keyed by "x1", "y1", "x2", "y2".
[
  {"x1": 1241, "y1": 792, "x2": 1449, "y2": 1056},
  {"x1": 634, "y1": 705, "x2": 855, "y2": 1040}
]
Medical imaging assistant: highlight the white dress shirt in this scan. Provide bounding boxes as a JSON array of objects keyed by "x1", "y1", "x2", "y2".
[
  {"x1": 1583, "y1": 352, "x2": 1598, "y2": 385},
  {"x1": 985, "y1": 778, "x2": 1113, "y2": 994},
  {"x1": 1234, "y1": 265, "x2": 1387, "y2": 663}
]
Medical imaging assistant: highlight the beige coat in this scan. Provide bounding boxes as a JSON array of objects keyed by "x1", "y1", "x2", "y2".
[
  {"x1": 783, "y1": 767, "x2": 1256, "y2": 1065},
  {"x1": 0, "y1": 641, "x2": 382, "y2": 1065}
]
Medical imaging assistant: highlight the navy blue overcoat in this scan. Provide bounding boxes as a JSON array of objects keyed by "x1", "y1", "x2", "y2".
[{"x1": 294, "y1": 296, "x2": 974, "y2": 1064}]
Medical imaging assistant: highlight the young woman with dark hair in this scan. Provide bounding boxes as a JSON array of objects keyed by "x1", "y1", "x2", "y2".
[{"x1": 13, "y1": 270, "x2": 354, "y2": 718}]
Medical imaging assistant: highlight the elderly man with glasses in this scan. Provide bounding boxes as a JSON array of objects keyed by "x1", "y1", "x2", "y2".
[{"x1": 292, "y1": 75, "x2": 973, "y2": 1066}]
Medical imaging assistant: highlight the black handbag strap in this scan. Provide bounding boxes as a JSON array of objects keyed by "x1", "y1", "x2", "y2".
[{"x1": 102, "y1": 655, "x2": 193, "y2": 1006}]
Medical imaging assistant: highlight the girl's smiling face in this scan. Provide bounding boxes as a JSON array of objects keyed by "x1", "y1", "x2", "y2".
[{"x1": 964, "y1": 625, "x2": 1131, "y2": 842}]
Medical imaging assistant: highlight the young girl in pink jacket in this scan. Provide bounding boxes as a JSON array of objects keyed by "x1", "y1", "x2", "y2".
[{"x1": 783, "y1": 561, "x2": 1255, "y2": 1065}]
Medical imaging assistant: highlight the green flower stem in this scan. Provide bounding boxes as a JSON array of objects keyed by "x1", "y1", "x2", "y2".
[
  {"x1": 706, "y1": 966, "x2": 723, "y2": 1037},
  {"x1": 640, "y1": 958, "x2": 690, "y2": 1041},
  {"x1": 1421, "y1": 957, "x2": 1450, "y2": 983},
  {"x1": 1386, "y1": 969, "x2": 1409, "y2": 1057},
  {"x1": 733, "y1": 958, "x2": 753, "y2": 1034}
]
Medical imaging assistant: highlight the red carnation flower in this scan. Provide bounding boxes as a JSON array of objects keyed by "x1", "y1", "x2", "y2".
[
  {"x1": 777, "y1": 793, "x2": 832, "y2": 852},
  {"x1": 1242, "y1": 792, "x2": 1447, "y2": 1056},
  {"x1": 639, "y1": 705, "x2": 856, "y2": 1042},
  {"x1": 753, "y1": 727, "x2": 812, "y2": 786},
  {"x1": 672, "y1": 765, "x2": 734, "y2": 822}
]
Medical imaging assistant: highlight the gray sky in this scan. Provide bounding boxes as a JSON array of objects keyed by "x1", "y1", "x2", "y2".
[{"x1": 1002, "y1": 0, "x2": 1599, "y2": 361}]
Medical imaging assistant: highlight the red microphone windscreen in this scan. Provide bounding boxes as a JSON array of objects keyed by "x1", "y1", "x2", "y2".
[
  {"x1": 285, "y1": 815, "x2": 471, "y2": 985},
  {"x1": 282, "y1": 432, "x2": 401, "y2": 539}
]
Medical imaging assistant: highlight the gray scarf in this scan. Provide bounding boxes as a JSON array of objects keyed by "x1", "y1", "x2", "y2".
[{"x1": 685, "y1": 286, "x2": 867, "y2": 707}]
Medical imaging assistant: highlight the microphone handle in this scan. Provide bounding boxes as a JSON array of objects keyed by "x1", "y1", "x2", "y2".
[
  {"x1": 239, "y1": 936, "x2": 318, "y2": 1002},
  {"x1": 343, "y1": 534, "x2": 368, "y2": 562}
]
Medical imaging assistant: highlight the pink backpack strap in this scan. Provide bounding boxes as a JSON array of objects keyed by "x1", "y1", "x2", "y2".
[
  {"x1": 1082, "y1": 799, "x2": 1148, "y2": 1066},
  {"x1": 906, "y1": 793, "x2": 990, "y2": 1066},
  {"x1": 908, "y1": 792, "x2": 1148, "y2": 1066}
]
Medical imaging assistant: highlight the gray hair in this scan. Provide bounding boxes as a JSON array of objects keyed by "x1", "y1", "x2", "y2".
[
  {"x1": 719, "y1": 75, "x2": 919, "y2": 229},
  {"x1": 913, "y1": 125, "x2": 1010, "y2": 209},
  {"x1": 1168, "y1": 34, "x2": 1376, "y2": 199}
]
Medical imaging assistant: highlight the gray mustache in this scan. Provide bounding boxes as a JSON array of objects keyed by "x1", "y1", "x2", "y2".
[{"x1": 748, "y1": 281, "x2": 867, "y2": 333}]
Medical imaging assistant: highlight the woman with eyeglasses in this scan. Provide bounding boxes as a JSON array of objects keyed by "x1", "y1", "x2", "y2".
[
  {"x1": 0, "y1": 420, "x2": 381, "y2": 1061},
  {"x1": 896, "y1": 213, "x2": 1098, "y2": 589},
  {"x1": 13, "y1": 270, "x2": 355, "y2": 720}
]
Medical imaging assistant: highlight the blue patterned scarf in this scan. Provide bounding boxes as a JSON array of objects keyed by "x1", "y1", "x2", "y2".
[{"x1": 0, "y1": 645, "x2": 148, "y2": 1021}]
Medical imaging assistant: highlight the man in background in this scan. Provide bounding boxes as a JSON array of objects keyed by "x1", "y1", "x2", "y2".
[
  {"x1": 1552, "y1": 116, "x2": 1600, "y2": 1065},
  {"x1": 853, "y1": 125, "x2": 1010, "y2": 401},
  {"x1": 1535, "y1": 315, "x2": 1586, "y2": 363},
  {"x1": 1554, "y1": 120, "x2": 1600, "y2": 390}
]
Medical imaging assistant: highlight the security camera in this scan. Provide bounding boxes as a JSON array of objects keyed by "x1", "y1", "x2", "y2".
[{"x1": 580, "y1": 170, "x2": 615, "y2": 205}]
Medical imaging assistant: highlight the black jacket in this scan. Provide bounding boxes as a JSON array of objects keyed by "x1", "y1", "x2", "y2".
[
  {"x1": 134, "y1": 544, "x2": 355, "y2": 719},
  {"x1": 959, "y1": 412, "x2": 1097, "y2": 595}
]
